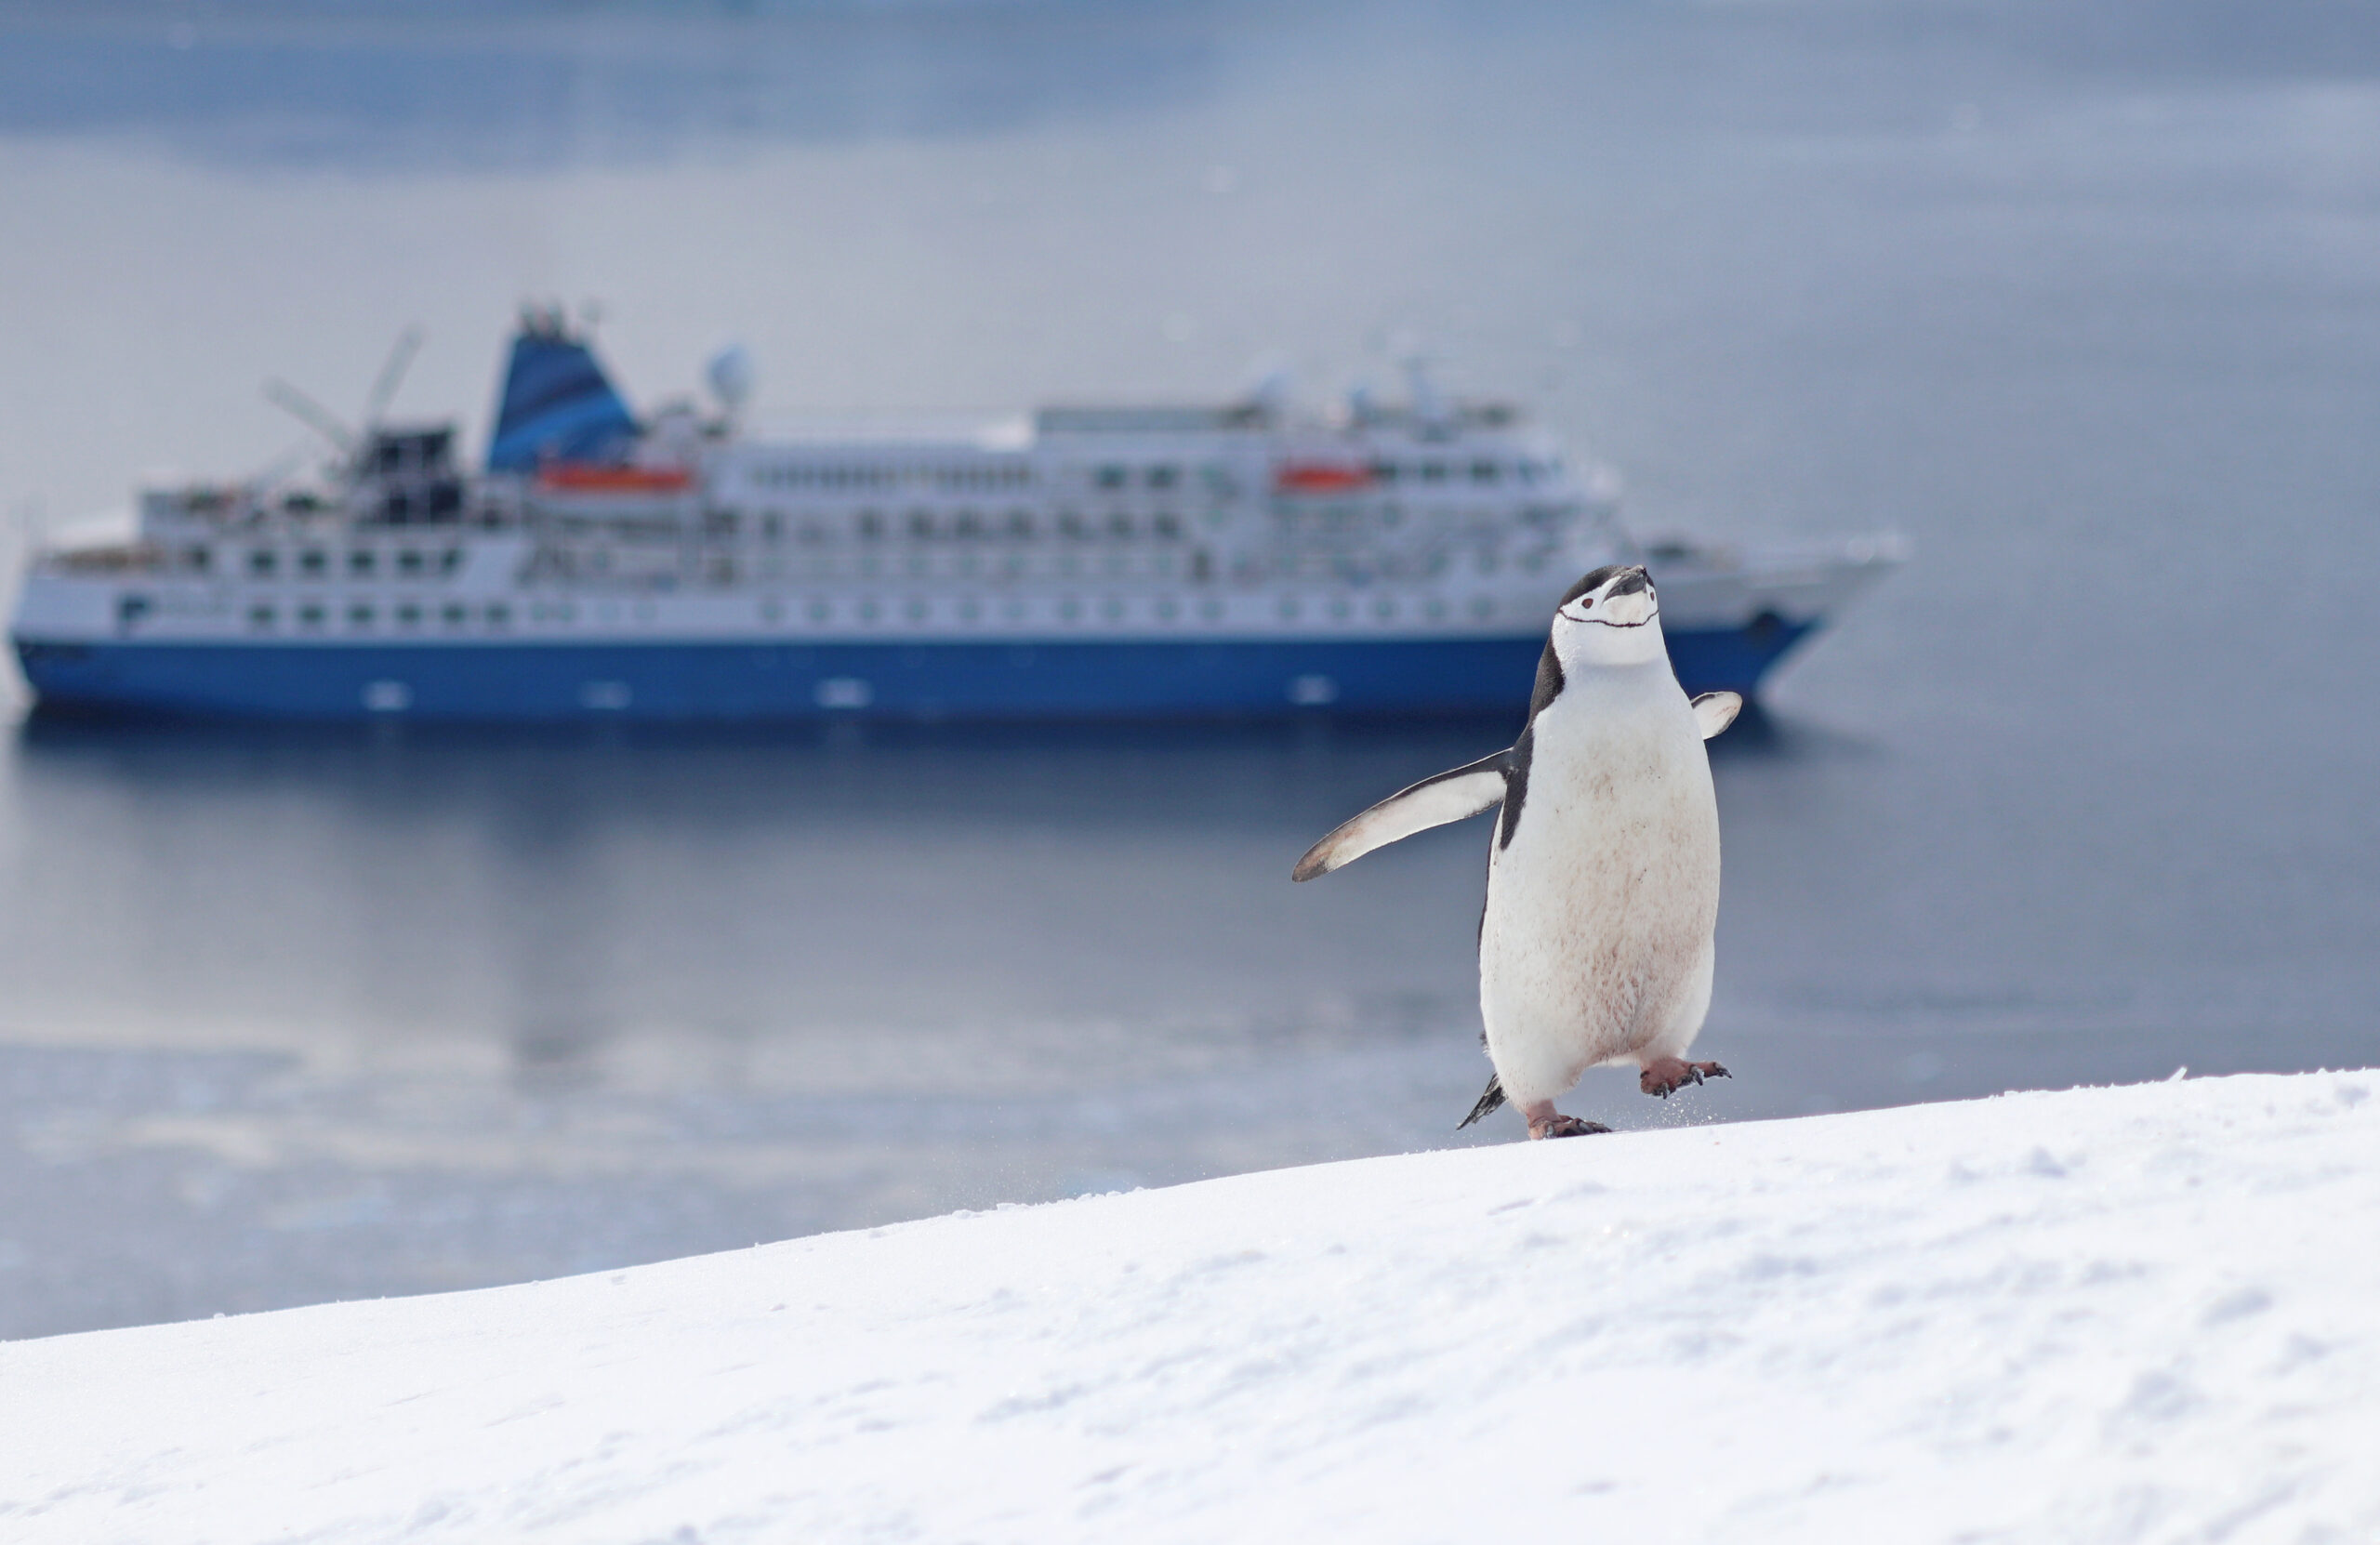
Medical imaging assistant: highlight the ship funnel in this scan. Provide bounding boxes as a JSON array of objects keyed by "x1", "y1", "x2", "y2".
[{"x1": 486, "y1": 309, "x2": 640, "y2": 473}]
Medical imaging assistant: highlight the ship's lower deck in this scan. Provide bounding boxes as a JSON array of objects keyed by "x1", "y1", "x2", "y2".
[{"x1": 13, "y1": 622, "x2": 1812, "y2": 722}]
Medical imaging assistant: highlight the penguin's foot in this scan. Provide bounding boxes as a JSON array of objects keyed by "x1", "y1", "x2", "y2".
[
  {"x1": 1519, "y1": 1101, "x2": 1613, "y2": 1140},
  {"x1": 1639, "y1": 1058, "x2": 1731, "y2": 1099}
]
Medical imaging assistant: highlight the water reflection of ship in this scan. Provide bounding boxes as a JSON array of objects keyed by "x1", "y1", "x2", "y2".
[{"x1": 10, "y1": 316, "x2": 1900, "y2": 721}]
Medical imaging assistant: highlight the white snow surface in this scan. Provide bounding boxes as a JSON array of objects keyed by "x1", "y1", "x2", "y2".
[{"x1": 5, "y1": 1070, "x2": 2377, "y2": 1544}]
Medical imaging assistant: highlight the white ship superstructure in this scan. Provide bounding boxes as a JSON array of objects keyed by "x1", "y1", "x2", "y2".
[{"x1": 10, "y1": 319, "x2": 1898, "y2": 720}]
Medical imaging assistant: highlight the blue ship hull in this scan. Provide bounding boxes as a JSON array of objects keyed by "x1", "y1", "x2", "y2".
[{"x1": 15, "y1": 622, "x2": 1810, "y2": 722}]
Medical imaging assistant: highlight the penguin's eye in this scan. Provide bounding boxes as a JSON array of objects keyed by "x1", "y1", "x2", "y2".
[{"x1": 1579, "y1": 597, "x2": 1593, "y2": 609}]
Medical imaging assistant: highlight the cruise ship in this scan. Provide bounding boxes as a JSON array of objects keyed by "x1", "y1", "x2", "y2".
[{"x1": 9, "y1": 315, "x2": 1899, "y2": 720}]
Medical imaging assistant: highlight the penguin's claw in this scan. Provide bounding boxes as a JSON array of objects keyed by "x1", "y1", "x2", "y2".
[
  {"x1": 1639, "y1": 1059, "x2": 1732, "y2": 1099},
  {"x1": 1528, "y1": 1114, "x2": 1612, "y2": 1141}
]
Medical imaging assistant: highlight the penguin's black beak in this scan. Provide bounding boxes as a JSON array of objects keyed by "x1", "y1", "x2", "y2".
[{"x1": 1604, "y1": 566, "x2": 1653, "y2": 600}]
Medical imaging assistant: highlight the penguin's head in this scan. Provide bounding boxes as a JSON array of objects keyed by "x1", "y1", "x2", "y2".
[{"x1": 1549, "y1": 564, "x2": 1665, "y2": 668}]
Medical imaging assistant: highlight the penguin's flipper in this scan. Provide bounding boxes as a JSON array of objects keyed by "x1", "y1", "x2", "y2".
[
  {"x1": 1291, "y1": 750, "x2": 1510, "y2": 880},
  {"x1": 1457, "y1": 1073, "x2": 1506, "y2": 1129},
  {"x1": 1691, "y1": 691, "x2": 1743, "y2": 740}
]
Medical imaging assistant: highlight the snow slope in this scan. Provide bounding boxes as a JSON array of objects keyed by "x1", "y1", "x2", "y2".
[{"x1": 4, "y1": 1070, "x2": 2376, "y2": 1544}]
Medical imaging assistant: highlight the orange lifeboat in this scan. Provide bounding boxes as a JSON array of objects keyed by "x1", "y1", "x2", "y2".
[
  {"x1": 1274, "y1": 462, "x2": 1373, "y2": 495},
  {"x1": 536, "y1": 464, "x2": 695, "y2": 494}
]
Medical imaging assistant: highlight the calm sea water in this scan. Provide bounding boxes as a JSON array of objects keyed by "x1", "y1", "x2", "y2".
[{"x1": 1, "y1": 0, "x2": 2375, "y2": 1339}]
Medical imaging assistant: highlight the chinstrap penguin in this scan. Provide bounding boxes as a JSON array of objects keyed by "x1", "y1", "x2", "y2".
[{"x1": 1292, "y1": 564, "x2": 1741, "y2": 1139}]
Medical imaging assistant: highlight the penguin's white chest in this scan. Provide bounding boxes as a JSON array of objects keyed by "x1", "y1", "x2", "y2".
[{"x1": 1477, "y1": 683, "x2": 1721, "y2": 1101}]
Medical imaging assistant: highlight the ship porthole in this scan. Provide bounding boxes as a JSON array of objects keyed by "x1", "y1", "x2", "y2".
[
  {"x1": 1157, "y1": 599, "x2": 1179, "y2": 622},
  {"x1": 1059, "y1": 598, "x2": 1081, "y2": 622},
  {"x1": 1278, "y1": 597, "x2": 1301, "y2": 620},
  {"x1": 1470, "y1": 597, "x2": 1493, "y2": 620},
  {"x1": 859, "y1": 599, "x2": 880, "y2": 623},
  {"x1": 905, "y1": 598, "x2": 929, "y2": 623},
  {"x1": 808, "y1": 599, "x2": 831, "y2": 623},
  {"x1": 816, "y1": 677, "x2": 873, "y2": 709},
  {"x1": 1101, "y1": 598, "x2": 1123, "y2": 622},
  {"x1": 1288, "y1": 674, "x2": 1339, "y2": 706},
  {"x1": 1200, "y1": 599, "x2": 1223, "y2": 621}
]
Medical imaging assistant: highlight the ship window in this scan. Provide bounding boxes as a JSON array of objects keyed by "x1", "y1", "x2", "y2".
[
  {"x1": 1094, "y1": 466, "x2": 1127, "y2": 490},
  {"x1": 484, "y1": 604, "x2": 510, "y2": 628},
  {"x1": 184, "y1": 546, "x2": 211, "y2": 572},
  {"x1": 1472, "y1": 460, "x2": 1500, "y2": 482},
  {"x1": 858, "y1": 510, "x2": 885, "y2": 541},
  {"x1": 247, "y1": 604, "x2": 274, "y2": 630},
  {"x1": 1370, "y1": 461, "x2": 1399, "y2": 484},
  {"x1": 1420, "y1": 464, "x2": 1447, "y2": 484},
  {"x1": 348, "y1": 603, "x2": 375, "y2": 628},
  {"x1": 908, "y1": 511, "x2": 935, "y2": 540},
  {"x1": 705, "y1": 509, "x2": 739, "y2": 537},
  {"x1": 1059, "y1": 512, "x2": 1088, "y2": 540},
  {"x1": 1153, "y1": 513, "x2": 1181, "y2": 539},
  {"x1": 760, "y1": 513, "x2": 782, "y2": 540},
  {"x1": 248, "y1": 549, "x2": 277, "y2": 576},
  {"x1": 1147, "y1": 465, "x2": 1179, "y2": 489},
  {"x1": 349, "y1": 549, "x2": 376, "y2": 576},
  {"x1": 298, "y1": 549, "x2": 328, "y2": 576},
  {"x1": 442, "y1": 603, "x2": 468, "y2": 627},
  {"x1": 1005, "y1": 508, "x2": 1033, "y2": 537},
  {"x1": 439, "y1": 548, "x2": 463, "y2": 574},
  {"x1": 397, "y1": 549, "x2": 424, "y2": 576},
  {"x1": 1107, "y1": 513, "x2": 1133, "y2": 538},
  {"x1": 396, "y1": 603, "x2": 422, "y2": 627},
  {"x1": 954, "y1": 509, "x2": 983, "y2": 538},
  {"x1": 298, "y1": 603, "x2": 326, "y2": 628}
]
